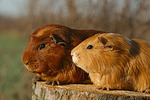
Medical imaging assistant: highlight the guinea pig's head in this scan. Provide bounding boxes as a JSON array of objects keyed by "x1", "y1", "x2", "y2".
[
  {"x1": 22, "y1": 25, "x2": 73, "y2": 75},
  {"x1": 71, "y1": 33, "x2": 132, "y2": 73}
]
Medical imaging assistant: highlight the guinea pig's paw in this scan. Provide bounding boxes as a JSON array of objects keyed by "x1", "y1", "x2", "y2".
[
  {"x1": 46, "y1": 80, "x2": 60, "y2": 86},
  {"x1": 97, "y1": 87, "x2": 110, "y2": 91},
  {"x1": 32, "y1": 77, "x2": 43, "y2": 83},
  {"x1": 144, "y1": 89, "x2": 150, "y2": 94}
]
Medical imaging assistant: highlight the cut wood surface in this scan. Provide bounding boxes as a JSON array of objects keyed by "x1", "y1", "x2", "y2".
[{"x1": 32, "y1": 82, "x2": 150, "y2": 100}]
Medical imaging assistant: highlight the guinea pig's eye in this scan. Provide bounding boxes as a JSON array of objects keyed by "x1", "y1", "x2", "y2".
[
  {"x1": 39, "y1": 44, "x2": 46, "y2": 50},
  {"x1": 87, "y1": 45, "x2": 93, "y2": 49}
]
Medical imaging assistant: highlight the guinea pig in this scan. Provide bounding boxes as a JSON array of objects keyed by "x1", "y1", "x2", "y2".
[
  {"x1": 22, "y1": 24, "x2": 105, "y2": 85},
  {"x1": 71, "y1": 33, "x2": 150, "y2": 93}
]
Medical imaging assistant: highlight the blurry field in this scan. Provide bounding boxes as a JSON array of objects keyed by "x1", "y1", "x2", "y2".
[{"x1": 0, "y1": 32, "x2": 33, "y2": 100}]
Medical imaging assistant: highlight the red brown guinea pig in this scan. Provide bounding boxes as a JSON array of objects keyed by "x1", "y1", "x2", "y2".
[
  {"x1": 22, "y1": 24, "x2": 105, "y2": 85},
  {"x1": 71, "y1": 33, "x2": 150, "y2": 93}
]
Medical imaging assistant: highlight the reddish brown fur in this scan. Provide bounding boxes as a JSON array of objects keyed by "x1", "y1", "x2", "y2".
[
  {"x1": 71, "y1": 33, "x2": 150, "y2": 92},
  {"x1": 22, "y1": 24, "x2": 104, "y2": 84}
]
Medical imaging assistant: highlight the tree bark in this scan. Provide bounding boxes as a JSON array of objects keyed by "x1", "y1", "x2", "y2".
[{"x1": 32, "y1": 82, "x2": 150, "y2": 100}]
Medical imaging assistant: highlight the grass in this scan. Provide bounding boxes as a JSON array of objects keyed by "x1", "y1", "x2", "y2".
[{"x1": 0, "y1": 33, "x2": 33, "y2": 100}]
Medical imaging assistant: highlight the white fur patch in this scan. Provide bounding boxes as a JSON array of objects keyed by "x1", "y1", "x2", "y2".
[
  {"x1": 111, "y1": 33, "x2": 132, "y2": 44},
  {"x1": 109, "y1": 33, "x2": 115, "y2": 35},
  {"x1": 124, "y1": 36, "x2": 132, "y2": 44},
  {"x1": 72, "y1": 52, "x2": 79, "y2": 64}
]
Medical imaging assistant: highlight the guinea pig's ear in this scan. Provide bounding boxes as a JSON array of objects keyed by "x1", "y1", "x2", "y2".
[
  {"x1": 50, "y1": 34, "x2": 67, "y2": 46},
  {"x1": 98, "y1": 36, "x2": 113, "y2": 50}
]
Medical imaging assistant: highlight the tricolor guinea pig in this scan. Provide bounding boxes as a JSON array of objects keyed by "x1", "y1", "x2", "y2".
[
  {"x1": 71, "y1": 33, "x2": 150, "y2": 93},
  {"x1": 22, "y1": 24, "x2": 104, "y2": 85}
]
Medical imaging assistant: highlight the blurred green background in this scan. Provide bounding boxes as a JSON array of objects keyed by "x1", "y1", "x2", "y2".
[
  {"x1": 0, "y1": 0, "x2": 150, "y2": 100},
  {"x1": 0, "y1": 33, "x2": 32, "y2": 100}
]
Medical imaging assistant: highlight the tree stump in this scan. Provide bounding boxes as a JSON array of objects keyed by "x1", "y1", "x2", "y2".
[{"x1": 32, "y1": 82, "x2": 150, "y2": 100}]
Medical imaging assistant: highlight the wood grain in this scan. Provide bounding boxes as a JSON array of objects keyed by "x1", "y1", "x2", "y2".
[{"x1": 32, "y1": 82, "x2": 150, "y2": 100}]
